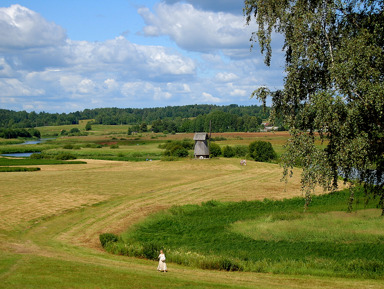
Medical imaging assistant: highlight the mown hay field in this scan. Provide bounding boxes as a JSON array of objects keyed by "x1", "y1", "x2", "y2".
[{"x1": 0, "y1": 155, "x2": 382, "y2": 288}]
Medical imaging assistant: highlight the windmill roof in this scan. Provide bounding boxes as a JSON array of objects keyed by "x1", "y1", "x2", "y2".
[{"x1": 193, "y1": 132, "x2": 208, "y2": 141}]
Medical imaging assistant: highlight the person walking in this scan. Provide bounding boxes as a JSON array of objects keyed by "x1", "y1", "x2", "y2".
[{"x1": 157, "y1": 250, "x2": 167, "y2": 272}]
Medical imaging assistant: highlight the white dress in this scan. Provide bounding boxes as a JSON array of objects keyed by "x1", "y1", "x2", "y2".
[{"x1": 157, "y1": 253, "x2": 167, "y2": 271}]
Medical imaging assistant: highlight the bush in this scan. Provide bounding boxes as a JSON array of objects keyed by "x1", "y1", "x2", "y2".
[
  {"x1": 162, "y1": 140, "x2": 193, "y2": 157},
  {"x1": 99, "y1": 233, "x2": 119, "y2": 247},
  {"x1": 85, "y1": 121, "x2": 92, "y2": 131},
  {"x1": 55, "y1": 152, "x2": 77, "y2": 160},
  {"x1": 63, "y1": 144, "x2": 74, "y2": 149},
  {"x1": 110, "y1": 144, "x2": 119, "y2": 149},
  {"x1": 222, "y1": 145, "x2": 235, "y2": 158},
  {"x1": 209, "y1": 142, "x2": 222, "y2": 157},
  {"x1": 70, "y1": 128, "x2": 80, "y2": 134},
  {"x1": 233, "y1": 145, "x2": 249, "y2": 157},
  {"x1": 249, "y1": 141, "x2": 277, "y2": 162},
  {"x1": 0, "y1": 167, "x2": 40, "y2": 172},
  {"x1": 30, "y1": 153, "x2": 45, "y2": 159},
  {"x1": 142, "y1": 242, "x2": 161, "y2": 260}
]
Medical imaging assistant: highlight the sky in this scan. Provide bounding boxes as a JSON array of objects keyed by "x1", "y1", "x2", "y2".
[{"x1": 0, "y1": 0, "x2": 285, "y2": 113}]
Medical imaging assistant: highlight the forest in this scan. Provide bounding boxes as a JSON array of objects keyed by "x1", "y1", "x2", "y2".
[{"x1": 0, "y1": 104, "x2": 279, "y2": 133}]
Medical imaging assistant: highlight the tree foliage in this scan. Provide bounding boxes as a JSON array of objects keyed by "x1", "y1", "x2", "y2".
[
  {"x1": 245, "y1": 0, "x2": 384, "y2": 213},
  {"x1": 249, "y1": 141, "x2": 277, "y2": 162},
  {"x1": 209, "y1": 142, "x2": 222, "y2": 157},
  {"x1": 0, "y1": 105, "x2": 269, "y2": 131}
]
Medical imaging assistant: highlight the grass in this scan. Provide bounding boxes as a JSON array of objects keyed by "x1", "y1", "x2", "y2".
[
  {"x1": 114, "y1": 189, "x2": 383, "y2": 278},
  {"x1": 231, "y1": 209, "x2": 384, "y2": 243},
  {"x1": 0, "y1": 128, "x2": 383, "y2": 288}
]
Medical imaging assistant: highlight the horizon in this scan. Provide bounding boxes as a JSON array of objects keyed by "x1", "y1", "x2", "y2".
[{"x1": 2, "y1": 102, "x2": 269, "y2": 115}]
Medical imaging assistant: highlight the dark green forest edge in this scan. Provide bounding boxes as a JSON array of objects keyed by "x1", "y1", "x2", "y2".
[
  {"x1": 0, "y1": 104, "x2": 283, "y2": 134},
  {"x1": 101, "y1": 188, "x2": 384, "y2": 279}
]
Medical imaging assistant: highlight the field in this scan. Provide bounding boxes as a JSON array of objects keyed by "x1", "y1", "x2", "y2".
[{"x1": 0, "y1": 130, "x2": 383, "y2": 288}]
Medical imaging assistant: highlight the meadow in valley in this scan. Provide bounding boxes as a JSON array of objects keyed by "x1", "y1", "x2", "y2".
[{"x1": 0, "y1": 124, "x2": 383, "y2": 288}]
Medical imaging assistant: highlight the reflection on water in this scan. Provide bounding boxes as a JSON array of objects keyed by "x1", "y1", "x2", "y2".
[
  {"x1": 1, "y1": 138, "x2": 52, "y2": 158},
  {"x1": 1, "y1": 152, "x2": 39, "y2": 157}
]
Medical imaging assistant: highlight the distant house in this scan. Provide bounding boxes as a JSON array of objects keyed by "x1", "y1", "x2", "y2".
[
  {"x1": 193, "y1": 132, "x2": 210, "y2": 159},
  {"x1": 261, "y1": 122, "x2": 279, "y2": 132}
]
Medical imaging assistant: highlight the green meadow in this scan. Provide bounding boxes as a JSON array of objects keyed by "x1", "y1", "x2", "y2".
[
  {"x1": 0, "y1": 127, "x2": 383, "y2": 288},
  {"x1": 108, "y1": 189, "x2": 384, "y2": 278}
]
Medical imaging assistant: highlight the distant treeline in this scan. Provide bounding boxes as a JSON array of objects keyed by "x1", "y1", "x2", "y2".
[
  {"x1": 0, "y1": 104, "x2": 280, "y2": 133},
  {"x1": 0, "y1": 128, "x2": 41, "y2": 139}
]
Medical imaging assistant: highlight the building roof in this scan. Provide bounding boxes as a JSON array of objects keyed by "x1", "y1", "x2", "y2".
[
  {"x1": 194, "y1": 141, "x2": 210, "y2": 156},
  {"x1": 193, "y1": 132, "x2": 209, "y2": 141}
]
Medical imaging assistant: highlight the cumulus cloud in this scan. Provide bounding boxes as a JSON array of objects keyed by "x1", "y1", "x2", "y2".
[
  {"x1": 0, "y1": 78, "x2": 44, "y2": 97},
  {"x1": 0, "y1": 5, "x2": 66, "y2": 50},
  {"x1": 0, "y1": 4, "x2": 285, "y2": 112},
  {"x1": 215, "y1": 72, "x2": 238, "y2": 82},
  {"x1": 201, "y1": 92, "x2": 221, "y2": 103},
  {"x1": 139, "y1": 3, "x2": 253, "y2": 53}
]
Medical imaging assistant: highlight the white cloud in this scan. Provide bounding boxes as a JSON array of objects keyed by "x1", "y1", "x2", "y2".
[
  {"x1": 230, "y1": 89, "x2": 247, "y2": 97},
  {"x1": 201, "y1": 92, "x2": 220, "y2": 103},
  {"x1": 0, "y1": 4, "x2": 285, "y2": 112},
  {"x1": 78, "y1": 79, "x2": 96, "y2": 94},
  {"x1": 0, "y1": 5, "x2": 66, "y2": 50},
  {"x1": 215, "y1": 72, "x2": 238, "y2": 82},
  {"x1": 139, "y1": 3, "x2": 253, "y2": 54},
  {"x1": 104, "y1": 78, "x2": 118, "y2": 91},
  {"x1": 0, "y1": 78, "x2": 44, "y2": 97}
]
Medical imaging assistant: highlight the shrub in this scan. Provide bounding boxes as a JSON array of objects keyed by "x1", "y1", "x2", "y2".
[
  {"x1": 249, "y1": 141, "x2": 277, "y2": 162},
  {"x1": 63, "y1": 144, "x2": 74, "y2": 149},
  {"x1": 142, "y1": 242, "x2": 161, "y2": 260},
  {"x1": 168, "y1": 145, "x2": 188, "y2": 157},
  {"x1": 99, "y1": 233, "x2": 119, "y2": 247},
  {"x1": 233, "y1": 145, "x2": 249, "y2": 157},
  {"x1": 55, "y1": 152, "x2": 77, "y2": 160},
  {"x1": 30, "y1": 153, "x2": 45, "y2": 159},
  {"x1": 222, "y1": 145, "x2": 235, "y2": 158},
  {"x1": 85, "y1": 121, "x2": 92, "y2": 131},
  {"x1": 0, "y1": 167, "x2": 40, "y2": 172},
  {"x1": 162, "y1": 140, "x2": 193, "y2": 157},
  {"x1": 209, "y1": 142, "x2": 221, "y2": 157},
  {"x1": 110, "y1": 144, "x2": 119, "y2": 149}
]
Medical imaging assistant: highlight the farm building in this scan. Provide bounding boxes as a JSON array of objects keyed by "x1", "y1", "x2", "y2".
[{"x1": 193, "y1": 132, "x2": 210, "y2": 159}]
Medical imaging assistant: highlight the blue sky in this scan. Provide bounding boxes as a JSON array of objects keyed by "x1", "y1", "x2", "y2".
[{"x1": 0, "y1": 0, "x2": 284, "y2": 113}]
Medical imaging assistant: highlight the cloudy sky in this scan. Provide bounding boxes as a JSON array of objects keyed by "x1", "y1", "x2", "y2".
[{"x1": 0, "y1": 0, "x2": 285, "y2": 113}]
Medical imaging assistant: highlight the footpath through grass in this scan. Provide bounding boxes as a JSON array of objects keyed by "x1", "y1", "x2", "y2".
[{"x1": 106, "y1": 188, "x2": 384, "y2": 279}]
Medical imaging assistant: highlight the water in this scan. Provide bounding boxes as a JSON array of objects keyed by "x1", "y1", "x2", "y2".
[
  {"x1": 1, "y1": 138, "x2": 52, "y2": 158},
  {"x1": 1, "y1": 152, "x2": 39, "y2": 157}
]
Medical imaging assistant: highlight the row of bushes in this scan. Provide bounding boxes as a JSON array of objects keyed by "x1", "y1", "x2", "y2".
[
  {"x1": 210, "y1": 141, "x2": 277, "y2": 162},
  {"x1": 159, "y1": 140, "x2": 194, "y2": 158},
  {"x1": 30, "y1": 152, "x2": 77, "y2": 160},
  {"x1": 0, "y1": 167, "x2": 40, "y2": 172},
  {"x1": 0, "y1": 128, "x2": 41, "y2": 139},
  {"x1": 158, "y1": 140, "x2": 277, "y2": 162},
  {"x1": 60, "y1": 128, "x2": 88, "y2": 136}
]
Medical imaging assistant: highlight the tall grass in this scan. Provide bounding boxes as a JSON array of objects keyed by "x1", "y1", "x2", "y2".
[{"x1": 106, "y1": 189, "x2": 384, "y2": 278}]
